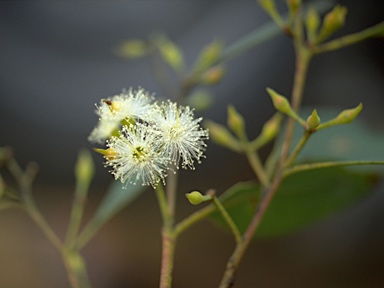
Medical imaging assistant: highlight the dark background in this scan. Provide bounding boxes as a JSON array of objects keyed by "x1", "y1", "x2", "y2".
[{"x1": 0, "y1": 1, "x2": 384, "y2": 287}]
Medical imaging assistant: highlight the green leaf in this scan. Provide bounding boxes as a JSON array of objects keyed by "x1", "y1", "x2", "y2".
[
  {"x1": 209, "y1": 168, "x2": 378, "y2": 238},
  {"x1": 209, "y1": 182, "x2": 260, "y2": 234},
  {"x1": 258, "y1": 167, "x2": 378, "y2": 237},
  {"x1": 76, "y1": 181, "x2": 146, "y2": 249}
]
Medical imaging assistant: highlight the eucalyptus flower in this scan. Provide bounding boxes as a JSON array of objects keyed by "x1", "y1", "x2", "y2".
[
  {"x1": 88, "y1": 88, "x2": 153, "y2": 143},
  {"x1": 149, "y1": 100, "x2": 209, "y2": 169},
  {"x1": 105, "y1": 124, "x2": 169, "y2": 188}
]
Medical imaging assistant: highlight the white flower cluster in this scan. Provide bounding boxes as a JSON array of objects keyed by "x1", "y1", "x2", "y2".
[{"x1": 89, "y1": 88, "x2": 209, "y2": 188}]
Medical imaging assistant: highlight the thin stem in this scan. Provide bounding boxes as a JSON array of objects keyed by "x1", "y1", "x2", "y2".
[
  {"x1": 156, "y1": 184, "x2": 170, "y2": 225},
  {"x1": 312, "y1": 21, "x2": 384, "y2": 54},
  {"x1": 7, "y1": 159, "x2": 90, "y2": 288},
  {"x1": 218, "y1": 175, "x2": 283, "y2": 288},
  {"x1": 284, "y1": 160, "x2": 384, "y2": 177},
  {"x1": 175, "y1": 204, "x2": 216, "y2": 237},
  {"x1": 65, "y1": 181, "x2": 90, "y2": 248},
  {"x1": 244, "y1": 148, "x2": 270, "y2": 188},
  {"x1": 166, "y1": 170, "x2": 178, "y2": 225},
  {"x1": 156, "y1": 184, "x2": 176, "y2": 288},
  {"x1": 284, "y1": 130, "x2": 312, "y2": 168},
  {"x1": 218, "y1": 20, "x2": 313, "y2": 288},
  {"x1": 212, "y1": 196, "x2": 242, "y2": 244}
]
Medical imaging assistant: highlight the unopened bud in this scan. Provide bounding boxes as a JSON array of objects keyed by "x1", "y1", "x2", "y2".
[
  {"x1": 116, "y1": 39, "x2": 148, "y2": 58},
  {"x1": 336, "y1": 103, "x2": 362, "y2": 124},
  {"x1": 287, "y1": 0, "x2": 301, "y2": 14},
  {"x1": 260, "y1": 113, "x2": 282, "y2": 142},
  {"x1": 305, "y1": 7, "x2": 320, "y2": 43},
  {"x1": 266, "y1": 88, "x2": 292, "y2": 114},
  {"x1": 306, "y1": 109, "x2": 321, "y2": 130},
  {"x1": 204, "y1": 121, "x2": 241, "y2": 152},
  {"x1": 317, "y1": 103, "x2": 363, "y2": 130},
  {"x1": 251, "y1": 113, "x2": 282, "y2": 149},
  {"x1": 75, "y1": 150, "x2": 95, "y2": 185},
  {"x1": 316, "y1": 5, "x2": 347, "y2": 43},
  {"x1": 185, "y1": 191, "x2": 212, "y2": 205},
  {"x1": 227, "y1": 105, "x2": 245, "y2": 137},
  {"x1": 194, "y1": 40, "x2": 223, "y2": 72},
  {"x1": 200, "y1": 65, "x2": 226, "y2": 85},
  {"x1": 157, "y1": 37, "x2": 185, "y2": 72},
  {"x1": 94, "y1": 147, "x2": 117, "y2": 160}
]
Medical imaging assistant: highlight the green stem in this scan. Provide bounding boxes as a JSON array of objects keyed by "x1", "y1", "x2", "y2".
[
  {"x1": 284, "y1": 130, "x2": 312, "y2": 167},
  {"x1": 312, "y1": 21, "x2": 384, "y2": 54},
  {"x1": 175, "y1": 204, "x2": 216, "y2": 237},
  {"x1": 284, "y1": 160, "x2": 384, "y2": 177},
  {"x1": 245, "y1": 148, "x2": 270, "y2": 188},
  {"x1": 218, "y1": 15, "x2": 313, "y2": 288},
  {"x1": 156, "y1": 184, "x2": 176, "y2": 288},
  {"x1": 7, "y1": 159, "x2": 91, "y2": 288},
  {"x1": 65, "y1": 181, "x2": 90, "y2": 249},
  {"x1": 218, "y1": 175, "x2": 283, "y2": 288},
  {"x1": 212, "y1": 196, "x2": 242, "y2": 244}
]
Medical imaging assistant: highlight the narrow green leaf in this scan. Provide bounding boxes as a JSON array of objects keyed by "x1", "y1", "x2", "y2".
[{"x1": 75, "y1": 181, "x2": 146, "y2": 249}]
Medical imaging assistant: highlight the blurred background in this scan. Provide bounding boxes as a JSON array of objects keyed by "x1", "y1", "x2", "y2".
[{"x1": 0, "y1": 0, "x2": 384, "y2": 287}]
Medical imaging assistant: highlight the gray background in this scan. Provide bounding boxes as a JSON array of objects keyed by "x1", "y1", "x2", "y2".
[{"x1": 0, "y1": 1, "x2": 384, "y2": 287}]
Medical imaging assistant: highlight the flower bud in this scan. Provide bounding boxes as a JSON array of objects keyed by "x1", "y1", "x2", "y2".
[
  {"x1": 267, "y1": 88, "x2": 292, "y2": 115},
  {"x1": 116, "y1": 39, "x2": 148, "y2": 58},
  {"x1": 200, "y1": 65, "x2": 226, "y2": 85},
  {"x1": 335, "y1": 103, "x2": 362, "y2": 124},
  {"x1": 75, "y1": 150, "x2": 95, "y2": 186},
  {"x1": 185, "y1": 191, "x2": 212, "y2": 205},
  {"x1": 251, "y1": 113, "x2": 282, "y2": 150},
  {"x1": 306, "y1": 109, "x2": 321, "y2": 130},
  {"x1": 305, "y1": 7, "x2": 320, "y2": 43},
  {"x1": 157, "y1": 36, "x2": 185, "y2": 72},
  {"x1": 94, "y1": 147, "x2": 117, "y2": 160},
  {"x1": 194, "y1": 40, "x2": 223, "y2": 72},
  {"x1": 316, "y1": 5, "x2": 347, "y2": 44},
  {"x1": 287, "y1": 0, "x2": 301, "y2": 14},
  {"x1": 227, "y1": 105, "x2": 245, "y2": 138},
  {"x1": 204, "y1": 120, "x2": 241, "y2": 152}
]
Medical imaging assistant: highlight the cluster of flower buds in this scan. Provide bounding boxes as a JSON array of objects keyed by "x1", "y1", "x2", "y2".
[{"x1": 89, "y1": 88, "x2": 209, "y2": 188}]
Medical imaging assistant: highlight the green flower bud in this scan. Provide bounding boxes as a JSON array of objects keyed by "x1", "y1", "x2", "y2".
[
  {"x1": 200, "y1": 65, "x2": 226, "y2": 85},
  {"x1": 227, "y1": 105, "x2": 245, "y2": 138},
  {"x1": 305, "y1": 7, "x2": 320, "y2": 43},
  {"x1": 194, "y1": 40, "x2": 223, "y2": 72},
  {"x1": 116, "y1": 39, "x2": 148, "y2": 58},
  {"x1": 316, "y1": 5, "x2": 347, "y2": 44},
  {"x1": 204, "y1": 120, "x2": 241, "y2": 152},
  {"x1": 336, "y1": 103, "x2": 362, "y2": 124},
  {"x1": 94, "y1": 147, "x2": 117, "y2": 160},
  {"x1": 287, "y1": 0, "x2": 301, "y2": 14},
  {"x1": 185, "y1": 191, "x2": 212, "y2": 205},
  {"x1": 156, "y1": 35, "x2": 185, "y2": 72},
  {"x1": 266, "y1": 88, "x2": 292, "y2": 115},
  {"x1": 251, "y1": 113, "x2": 282, "y2": 150},
  {"x1": 75, "y1": 150, "x2": 95, "y2": 186},
  {"x1": 306, "y1": 109, "x2": 321, "y2": 130},
  {"x1": 266, "y1": 88, "x2": 307, "y2": 126}
]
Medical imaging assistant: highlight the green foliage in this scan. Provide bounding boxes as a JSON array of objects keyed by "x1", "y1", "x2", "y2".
[
  {"x1": 209, "y1": 167, "x2": 378, "y2": 238},
  {"x1": 76, "y1": 181, "x2": 146, "y2": 248},
  {"x1": 257, "y1": 167, "x2": 378, "y2": 237}
]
